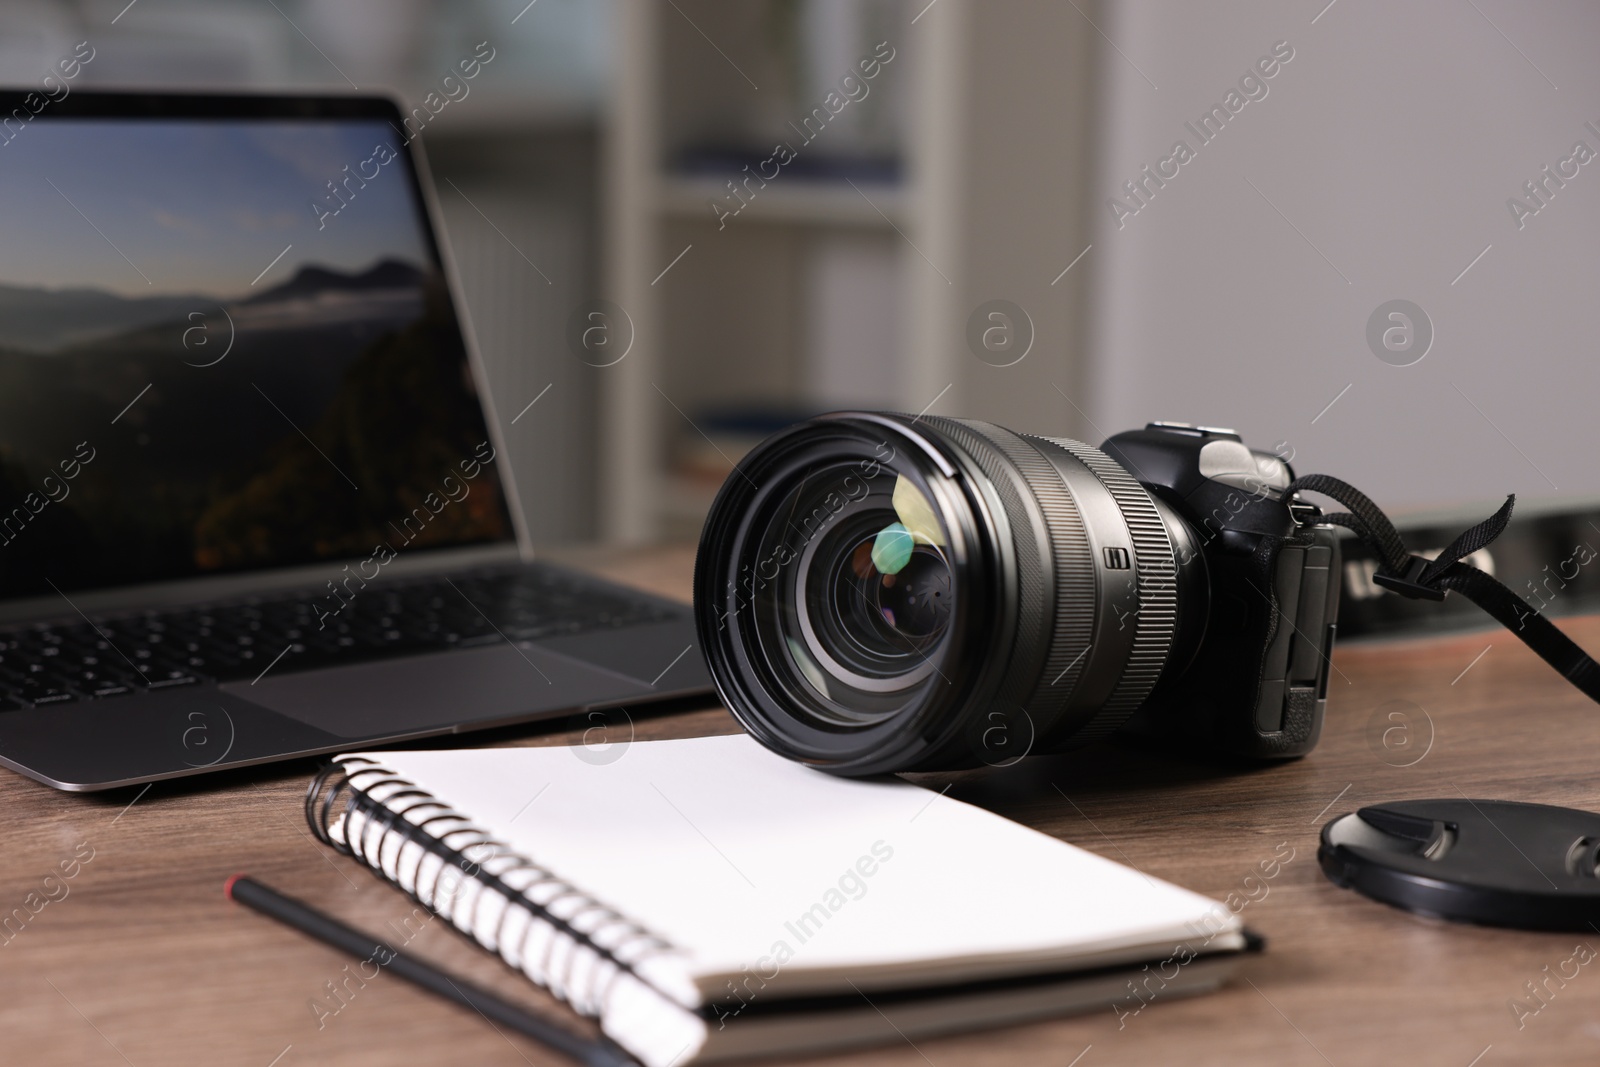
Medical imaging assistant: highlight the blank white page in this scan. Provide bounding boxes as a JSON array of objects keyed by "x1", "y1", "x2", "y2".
[{"x1": 361, "y1": 735, "x2": 1238, "y2": 1000}]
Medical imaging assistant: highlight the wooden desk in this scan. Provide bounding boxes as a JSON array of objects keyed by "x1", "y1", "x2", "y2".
[{"x1": 4, "y1": 544, "x2": 1599, "y2": 1067}]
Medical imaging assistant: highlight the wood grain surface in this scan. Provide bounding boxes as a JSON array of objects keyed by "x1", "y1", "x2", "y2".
[{"x1": 3, "y1": 543, "x2": 1598, "y2": 1067}]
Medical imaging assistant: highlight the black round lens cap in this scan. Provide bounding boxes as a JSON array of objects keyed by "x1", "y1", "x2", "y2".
[{"x1": 1319, "y1": 798, "x2": 1600, "y2": 930}]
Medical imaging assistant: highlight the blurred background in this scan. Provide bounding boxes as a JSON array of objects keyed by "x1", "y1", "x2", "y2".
[{"x1": 5, "y1": 0, "x2": 1598, "y2": 570}]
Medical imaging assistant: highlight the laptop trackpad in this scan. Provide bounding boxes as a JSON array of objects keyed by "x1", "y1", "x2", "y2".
[{"x1": 223, "y1": 643, "x2": 651, "y2": 739}]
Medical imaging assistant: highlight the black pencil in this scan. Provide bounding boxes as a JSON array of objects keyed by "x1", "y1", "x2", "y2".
[{"x1": 225, "y1": 874, "x2": 636, "y2": 1067}]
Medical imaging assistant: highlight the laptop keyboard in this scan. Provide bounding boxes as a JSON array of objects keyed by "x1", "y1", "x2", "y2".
[{"x1": 0, "y1": 565, "x2": 677, "y2": 710}]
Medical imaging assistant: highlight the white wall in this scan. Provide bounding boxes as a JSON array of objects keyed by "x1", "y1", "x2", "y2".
[{"x1": 1088, "y1": 0, "x2": 1600, "y2": 513}]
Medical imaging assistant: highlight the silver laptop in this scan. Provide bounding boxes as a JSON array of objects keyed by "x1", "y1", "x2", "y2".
[{"x1": 0, "y1": 90, "x2": 711, "y2": 791}]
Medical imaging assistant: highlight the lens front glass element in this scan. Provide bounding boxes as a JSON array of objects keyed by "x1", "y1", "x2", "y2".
[
  {"x1": 750, "y1": 459, "x2": 955, "y2": 726},
  {"x1": 815, "y1": 511, "x2": 952, "y2": 671}
]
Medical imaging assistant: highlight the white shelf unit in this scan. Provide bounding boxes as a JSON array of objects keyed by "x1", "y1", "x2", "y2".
[{"x1": 600, "y1": 0, "x2": 1102, "y2": 543}]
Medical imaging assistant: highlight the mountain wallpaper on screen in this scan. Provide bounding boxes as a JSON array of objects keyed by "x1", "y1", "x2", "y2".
[{"x1": 0, "y1": 259, "x2": 511, "y2": 597}]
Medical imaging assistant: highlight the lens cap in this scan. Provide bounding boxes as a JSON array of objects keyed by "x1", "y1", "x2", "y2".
[{"x1": 1319, "y1": 798, "x2": 1600, "y2": 930}]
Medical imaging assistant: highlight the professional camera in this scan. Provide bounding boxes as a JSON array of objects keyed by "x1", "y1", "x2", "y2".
[{"x1": 693, "y1": 414, "x2": 1342, "y2": 775}]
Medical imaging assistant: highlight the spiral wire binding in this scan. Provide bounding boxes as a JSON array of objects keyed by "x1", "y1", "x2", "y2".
[{"x1": 305, "y1": 758, "x2": 679, "y2": 1018}]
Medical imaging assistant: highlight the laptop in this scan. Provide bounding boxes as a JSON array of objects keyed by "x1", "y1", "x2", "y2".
[{"x1": 0, "y1": 91, "x2": 712, "y2": 791}]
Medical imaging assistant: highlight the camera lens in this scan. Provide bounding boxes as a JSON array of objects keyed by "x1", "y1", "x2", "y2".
[
  {"x1": 857, "y1": 541, "x2": 953, "y2": 640},
  {"x1": 694, "y1": 412, "x2": 1209, "y2": 775},
  {"x1": 717, "y1": 445, "x2": 959, "y2": 728},
  {"x1": 798, "y1": 482, "x2": 953, "y2": 699}
]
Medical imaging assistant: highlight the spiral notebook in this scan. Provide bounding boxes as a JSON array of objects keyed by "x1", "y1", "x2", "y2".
[{"x1": 308, "y1": 735, "x2": 1252, "y2": 1066}]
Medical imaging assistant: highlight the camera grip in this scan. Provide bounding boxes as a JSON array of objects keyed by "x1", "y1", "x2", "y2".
[
  {"x1": 1251, "y1": 528, "x2": 1341, "y2": 746},
  {"x1": 1117, "y1": 525, "x2": 1341, "y2": 759}
]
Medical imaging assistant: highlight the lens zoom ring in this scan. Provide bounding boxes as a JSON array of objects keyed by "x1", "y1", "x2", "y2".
[
  {"x1": 950, "y1": 422, "x2": 1097, "y2": 738},
  {"x1": 1032, "y1": 436, "x2": 1178, "y2": 742},
  {"x1": 915, "y1": 417, "x2": 1051, "y2": 723}
]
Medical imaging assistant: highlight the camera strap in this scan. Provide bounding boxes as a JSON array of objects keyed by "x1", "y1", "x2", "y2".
[{"x1": 1286, "y1": 473, "x2": 1600, "y2": 703}]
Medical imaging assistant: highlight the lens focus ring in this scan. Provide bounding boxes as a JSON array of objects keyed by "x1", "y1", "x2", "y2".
[
  {"x1": 915, "y1": 417, "x2": 1053, "y2": 723},
  {"x1": 943, "y1": 420, "x2": 1098, "y2": 742},
  {"x1": 1033, "y1": 435, "x2": 1179, "y2": 742}
]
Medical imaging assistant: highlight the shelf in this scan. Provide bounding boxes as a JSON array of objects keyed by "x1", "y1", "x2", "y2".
[
  {"x1": 601, "y1": 0, "x2": 1102, "y2": 543},
  {"x1": 656, "y1": 174, "x2": 911, "y2": 228}
]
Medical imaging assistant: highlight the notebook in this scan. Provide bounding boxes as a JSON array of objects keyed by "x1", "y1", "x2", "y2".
[{"x1": 307, "y1": 735, "x2": 1253, "y2": 1065}]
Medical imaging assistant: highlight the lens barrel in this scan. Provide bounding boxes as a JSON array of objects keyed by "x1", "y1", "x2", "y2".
[{"x1": 694, "y1": 412, "x2": 1207, "y2": 775}]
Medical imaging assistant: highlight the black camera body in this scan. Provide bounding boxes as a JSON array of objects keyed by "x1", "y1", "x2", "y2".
[
  {"x1": 1102, "y1": 423, "x2": 1340, "y2": 759},
  {"x1": 694, "y1": 413, "x2": 1341, "y2": 775}
]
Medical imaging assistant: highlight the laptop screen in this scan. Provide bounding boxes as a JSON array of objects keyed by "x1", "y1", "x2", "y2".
[{"x1": 0, "y1": 95, "x2": 515, "y2": 601}]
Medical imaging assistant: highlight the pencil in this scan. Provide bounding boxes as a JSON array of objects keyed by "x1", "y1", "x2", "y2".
[{"x1": 225, "y1": 874, "x2": 636, "y2": 1067}]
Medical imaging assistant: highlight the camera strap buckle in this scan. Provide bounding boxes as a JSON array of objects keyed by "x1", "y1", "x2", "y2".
[
  {"x1": 1371, "y1": 555, "x2": 1447, "y2": 601},
  {"x1": 1286, "y1": 497, "x2": 1323, "y2": 526}
]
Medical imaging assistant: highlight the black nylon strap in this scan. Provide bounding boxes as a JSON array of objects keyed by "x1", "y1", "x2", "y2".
[
  {"x1": 1434, "y1": 563, "x2": 1600, "y2": 701},
  {"x1": 1288, "y1": 474, "x2": 1410, "y2": 572},
  {"x1": 1420, "y1": 495, "x2": 1515, "y2": 585},
  {"x1": 1286, "y1": 475, "x2": 1600, "y2": 705}
]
